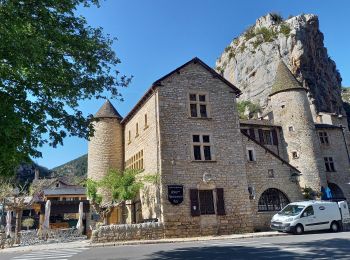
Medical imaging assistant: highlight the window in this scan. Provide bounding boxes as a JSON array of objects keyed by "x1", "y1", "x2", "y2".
[
  {"x1": 192, "y1": 134, "x2": 213, "y2": 161},
  {"x1": 319, "y1": 132, "x2": 329, "y2": 144},
  {"x1": 292, "y1": 151, "x2": 299, "y2": 159},
  {"x1": 128, "y1": 130, "x2": 131, "y2": 144},
  {"x1": 263, "y1": 130, "x2": 272, "y2": 145},
  {"x1": 288, "y1": 126, "x2": 294, "y2": 132},
  {"x1": 135, "y1": 123, "x2": 139, "y2": 137},
  {"x1": 144, "y1": 114, "x2": 148, "y2": 129},
  {"x1": 324, "y1": 157, "x2": 335, "y2": 172},
  {"x1": 302, "y1": 206, "x2": 314, "y2": 217},
  {"x1": 189, "y1": 93, "x2": 209, "y2": 118},
  {"x1": 246, "y1": 147, "x2": 256, "y2": 162},
  {"x1": 258, "y1": 188, "x2": 290, "y2": 212},
  {"x1": 199, "y1": 190, "x2": 215, "y2": 215},
  {"x1": 268, "y1": 169, "x2": 274, "y2": 178},
  {"x1": 126, "y1": 150, "x2": 144, "y2": 170}
]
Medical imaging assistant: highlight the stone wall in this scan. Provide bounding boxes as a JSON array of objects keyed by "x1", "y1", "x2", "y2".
[
  {"x1": 157, "y1": 61, "x2": 254, "y2": 237},
  {"x1": 318, "y1": 127, "x2": 350, "y2": 200},
  {"x1": 90, "y1": 222, "x2": 164, "y2": 243},
  {"x1": 241, "y1": 136, "x2": 303, "y2": 230},
  {"x1": 124, "y1": 93, "x2": 161, "y2": 221}
]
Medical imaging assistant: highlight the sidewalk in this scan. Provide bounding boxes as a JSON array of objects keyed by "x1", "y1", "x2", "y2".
[{"x1": 0, "y1": 231, "x2": 286, "y2": 253}]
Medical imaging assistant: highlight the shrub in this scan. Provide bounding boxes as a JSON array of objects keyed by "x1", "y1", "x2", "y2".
[
  {"x1": 252, "y1": 38, "x2": 263, "y2": 49},
  {"x1": 270, "y1": 13, "x2": 283, "y2": 23},
  {"x1": 280, "y1": 23, "x2": 291, "y2": 36},
  {"x1": 239, "y1": 43, "x2": 246, "y2": 53},
  {"x1": 255, "y1": 27, "x2": 277, "y2": 42},
  {"x1": 224, "y1": 46, "x2": 232, "y2": 53},
  {"x1": 22, "y1": 218, "x2": 35, "y2": 230},
  {"x1": 244, "y1": 26, "x2": 256, "y2": 41},
  {"x1": 237, "y1": 101, "x2": 261, "y2": 119},
  {"x1": 228, "y1": 50, "x2": 235, "y2": 60}
]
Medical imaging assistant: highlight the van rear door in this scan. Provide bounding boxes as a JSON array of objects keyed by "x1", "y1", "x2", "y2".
[{"x1": 338, "y1": 201, "x2": 350, "y2": 223}]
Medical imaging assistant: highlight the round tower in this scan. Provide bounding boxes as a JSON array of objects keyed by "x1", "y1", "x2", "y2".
[
  {"x1": 269, "y1": 61, "x2": 326, "y2": 191},
  {"x1": 87, "y1": 100, "x2": 124, "y2": 185}
]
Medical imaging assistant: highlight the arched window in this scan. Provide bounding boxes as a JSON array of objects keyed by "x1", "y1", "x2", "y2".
[
  {"x1": 328, "y1": 183, "x2": 345, "y2": 200},
  {"x1": 258, "y1": 188, "x2": 290, "y2": 212}
]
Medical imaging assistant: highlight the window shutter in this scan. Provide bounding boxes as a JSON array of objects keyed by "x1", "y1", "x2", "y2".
[
  {"x1": 190, "y1": 189, "x2": 200, "y2": 216},
  {"x1": 258, "y1": 129, "x2": 264, "y2": 144},
  {"x1": 249, "y1": 128, "x2": 256, "y2": 140},
  {"x1": 272, "y1": 129, "x2": 278, "y2": 145},
  {"x1": 216, "y1": 188, "x2": 226, "y2": 215}
]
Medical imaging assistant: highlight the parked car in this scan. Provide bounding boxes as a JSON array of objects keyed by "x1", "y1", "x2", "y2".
[{"x1": 270, "y1": 200, "x2": 350, "y2": 234}]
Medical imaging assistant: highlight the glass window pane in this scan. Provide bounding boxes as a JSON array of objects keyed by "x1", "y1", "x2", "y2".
[
  {"x1": 204, "y1": 146, "x2": 211, "y2": 160},
  {"x1": 200, "y1": 105, "x2": 207, "y2": 118},
  {"x1": 193, "y1": 145, "x2": 201, "y2": 160},
  {"x1": 190, "y1": 104, "x2": 197, "y2": 117},
  {"x1": 199, "y1": 95, "x2": 206, "y2": 102},
  {"x1": 193, "y1": 135, "x2": 200, "y2": 142},
  {"x1": 189, "y1": 94, "x2": 197, "y2": 101},
  {"x1": 202, "y1": 135, "x2": 210, "y2": 143}
]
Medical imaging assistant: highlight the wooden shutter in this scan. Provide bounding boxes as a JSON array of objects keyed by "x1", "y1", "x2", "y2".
[
  {"x1": 216, "y1": 188, "x2": 226, "y2": 215},
  {"x1": 272, "y1": 129, "x2": 278, "y2": 145},
  {"x1": 249, "y1": 128, "x2": 256, "y2": 140},
  {"x1": 258, "y1": 129, "x2": 264, "y2": 144},
  {"x1": 190, "y1": 189, "x2": 200, "y2": 216}
]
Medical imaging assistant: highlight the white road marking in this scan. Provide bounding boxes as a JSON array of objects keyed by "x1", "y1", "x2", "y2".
[{"x1": 12, "y1": 247, "x2": 88, "y2": 260}]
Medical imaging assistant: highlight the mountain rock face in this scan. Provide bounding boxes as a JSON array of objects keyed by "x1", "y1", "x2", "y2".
[
  {"x1": 216, "y1": 13, "x2": 343, "y2": 116},
  {"x1": 51, "y1": 154, "x2": 87, "y2": 182}
]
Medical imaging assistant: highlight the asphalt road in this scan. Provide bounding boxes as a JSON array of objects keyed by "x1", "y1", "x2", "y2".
[{"x1": 2, "y1": 231, "x2": 350, "y2": 260}]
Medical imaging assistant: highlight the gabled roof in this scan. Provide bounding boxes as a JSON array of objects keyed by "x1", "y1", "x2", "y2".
[
  {"x1": 241, "y1": 131, "x2": 301, "y2": 173},
  {"x1": 95, "y1": 100, "x2": 123, "y2": 120},
  {"x1": 270, "y1": 60, "x2": 306, "y2": 96},
  {"x1": 121, "y1": 57, "x2": 242, "y2": 124}
]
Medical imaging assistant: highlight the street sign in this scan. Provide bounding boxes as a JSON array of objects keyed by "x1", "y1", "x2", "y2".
[{"x1": 168, "y1": 185, "x2": 183, "y2": 205}]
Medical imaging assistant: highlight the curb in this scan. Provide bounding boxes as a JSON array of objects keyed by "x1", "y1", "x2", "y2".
[{"x1": 87, "y1": 231, "x2": 288, "y2": 248}]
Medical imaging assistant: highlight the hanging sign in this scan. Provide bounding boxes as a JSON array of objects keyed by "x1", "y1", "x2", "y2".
[{"x1": 168, "y1": 185, "x2": 183, "y2": 205}]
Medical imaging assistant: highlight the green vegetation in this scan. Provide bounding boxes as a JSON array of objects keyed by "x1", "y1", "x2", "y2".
[
  {"x1": 244, "y1": 26, "x2": 256, "y2": 41},
  {"x1": 270, "y1": 13, "x2": 284, "y2": 23},
  {"x1": 302, "y1": 186, "x2": 320, "y2": 200},
  {"x1": 0, "y1": 0, "x2": 131, "y2": 177},
  {"x1": 216, "y1": 66, "x2": 224, "y2": 75},
  {"x1": 279, "y1": 23, "x2": 291, "y2": 36},
  {"x1": 239, "y1": 43, "x2": 246, "y2": 53},
  {"x1": 51, "y1": 154, "x2": 88, "y2": 184},
  {"x1": 228, "y1": 49, "x2": 236, "y2": 60},
  {"x1": 237, "y1": 101, "x2": 261, "y2": 119},
  {"x1": 22, "y1": 218, "x2": 35, "y2": 230},
  {"x1": 255, "y1": 27, "x2": 277, "y2": 42}
]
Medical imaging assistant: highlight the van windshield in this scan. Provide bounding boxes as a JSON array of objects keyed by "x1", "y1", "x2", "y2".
[{"x1": 278, "y1": 205, "x2": 305, "y2": 216}]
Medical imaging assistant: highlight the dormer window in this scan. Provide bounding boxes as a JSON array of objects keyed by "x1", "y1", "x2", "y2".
[{"x1": 189, "y1": 92, "x2": 209, "y2": 118}]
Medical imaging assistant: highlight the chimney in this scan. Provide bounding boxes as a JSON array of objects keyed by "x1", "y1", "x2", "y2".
[{"x1": 34, "y1": 168, "x2": 40, "y2": 180}]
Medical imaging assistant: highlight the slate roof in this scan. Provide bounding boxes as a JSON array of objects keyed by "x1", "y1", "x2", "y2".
[
  {"x1": 94, "y1": 100, "x2": 123, "y2": 120},
  {"x1": 270, "y1": 61, "x2": 306, "y2": 96},
  {"x1": 43, "y1": 187, "x2": 86, "y2": 196},
  {"x1": 240, "y1": 119, "x2": 281, "y2": 128}
]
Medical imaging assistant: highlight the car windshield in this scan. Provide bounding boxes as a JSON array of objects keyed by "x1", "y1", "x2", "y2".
[{"x1": 278, "y1": 204, "x2": 305, "y2": 216}]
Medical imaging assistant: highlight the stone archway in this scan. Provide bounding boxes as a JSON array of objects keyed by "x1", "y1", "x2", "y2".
[{"x1": 328, "y1": 183, "x2": 345, "y2": 200}]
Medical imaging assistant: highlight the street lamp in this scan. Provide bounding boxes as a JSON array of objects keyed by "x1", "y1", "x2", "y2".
[{"x1": 290, "y1": 172, "x2": 301, "y2": 183}]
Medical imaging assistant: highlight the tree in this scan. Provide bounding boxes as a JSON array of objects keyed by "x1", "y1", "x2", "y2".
[
  {"x1": 86, "y1": 169, "x2": 151, "y2": 225},
  {"x1": 0, "y1": 178, "x2": 45, "y2": 244},
  {"x1": 237, "y1": 100, "x2": 261, "y2": 119},
  {"x1": 0, "y1": 0, "x2": 131, "y2": 177}
]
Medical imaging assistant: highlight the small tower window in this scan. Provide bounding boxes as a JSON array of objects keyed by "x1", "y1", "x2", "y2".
[
  {"x1": 268, "y1": 169, "x2": 274, "y2": 178},
  {"x1": 135, "y1": 123, "x2": 139, "y2": 137},
  {"x1": 246, "y1": 147, "x2": 256, "y2": 162},
  {"x1": 288, "y1": 126, "x2": 294, "y2": 132},
  {"x1": 128, "y1": 130, "x2": 131, "y2": 144},
  {"x1": 292, "y1": 151, "x2": 299, "y2": 159},
  {"x1": 144, "y1": 114, "x2": 148, "y2": 129}
]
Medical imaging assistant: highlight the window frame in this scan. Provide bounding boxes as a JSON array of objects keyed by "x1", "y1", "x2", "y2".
[
  {"x1": 324, "y1": 157, "x2": 336, "y2": 172},
  {"x1": 188, "y1": 91, "x2": 210, "y2": 119},
  {"x1": 258, "y1": 188, "x2": 290, "y2": 212},
  {"x1": 191, "y1": 134, "x2": 214, "y2": 161},
  {"x1": 246, "y1": 147, "x2": 256, "y2": 162},
  {"x1": 319, "y1": 131, "x2": 329, "y2": 145}
]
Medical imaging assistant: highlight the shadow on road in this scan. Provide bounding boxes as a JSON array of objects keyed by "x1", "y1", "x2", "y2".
[{"x1": 146, "y1": 238, "x2": 350, "y2": 259}]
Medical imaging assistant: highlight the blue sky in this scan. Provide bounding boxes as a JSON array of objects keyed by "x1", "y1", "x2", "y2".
[{"x1": 36, "y1": 0, "x2": 350, "y2": 169}]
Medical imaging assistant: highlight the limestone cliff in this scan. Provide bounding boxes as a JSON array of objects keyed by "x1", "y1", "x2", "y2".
[{"x1": 216, "y1": 13, "x2": 343, "y2": 116}]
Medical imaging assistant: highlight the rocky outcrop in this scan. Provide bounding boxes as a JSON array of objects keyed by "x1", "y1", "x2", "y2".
[{"x1": 216, "y1": 13, "x2": 343, "y2": 115}]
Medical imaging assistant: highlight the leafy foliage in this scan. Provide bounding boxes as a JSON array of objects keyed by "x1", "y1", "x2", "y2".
[
  {"x1": 22, "y1": 218, "x2": 34, "y2": 229},
  {"x1": 237, "y1": 101, "x2": 261, "y2": 119},
  {"x1": 302, "y1": 186, "x2": 320, "y2": 200},
  {"x1": 0, "y1": 0, "x2": 131, "y2": 177},
  {"x1": 279, "y1": 23, "x2": 291, "y2": 37},
  {"x1": 255, "y1": 27, "x2": 277, "y2": 42}
]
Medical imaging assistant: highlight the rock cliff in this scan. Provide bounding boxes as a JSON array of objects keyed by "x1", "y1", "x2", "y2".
[{"x1": 216, "y1": 13, "x2": 343, "y2": 116}]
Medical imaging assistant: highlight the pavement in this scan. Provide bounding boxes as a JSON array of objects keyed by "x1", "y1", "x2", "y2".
[
  {"x1": 2, "y1": 231, "x2": 350, "y2": 260},
  {"x1": 0, "y1": 231, "x2": 285, "y2": 254}
]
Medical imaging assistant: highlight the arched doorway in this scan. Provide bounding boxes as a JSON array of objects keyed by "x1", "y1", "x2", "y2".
[
  {"x1": 258, "y1": 188, "x2": 290, "y2": 212},
  {"x1": 328, "y1": 183, "x2": 345, "y2": 200}
]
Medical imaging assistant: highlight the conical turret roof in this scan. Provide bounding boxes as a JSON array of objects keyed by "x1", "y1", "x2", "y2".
[
  {"x1": 270, "y1": 60, "x2": 305, "y2": 96},
  {"x1": 94, "y1": 100, "x2": 123, "y2": 120}
]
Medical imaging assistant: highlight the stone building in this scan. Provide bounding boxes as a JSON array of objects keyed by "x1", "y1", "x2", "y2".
[{"x1": 87, "y1": 57, "x2": 350, "y2": 237}]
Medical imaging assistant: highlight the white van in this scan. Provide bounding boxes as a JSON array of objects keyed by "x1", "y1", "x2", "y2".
[{"x1": 271, "y1": 200, "x2": 350, "y2": 234}]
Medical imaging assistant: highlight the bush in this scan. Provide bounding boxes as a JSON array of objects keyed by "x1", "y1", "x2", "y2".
[
  {"x1": 270, "y1": 13, "x2": 283, "y2": 23},
  {"x1": 239, "y1": 43, "x2": 246, "y2": 53},
  {"x1": 237, "y1": 101, "x2": 261, "y2": 119},
  {"x1": 22, "y1": 218, "x2": 34, "y2": 230},
  {"x1": 244, "y1": 26, "x2": 256, "y2": 41},
  {"x1": 228, "y1": 50, "x2": 235, "y2": 60},
  {"x1": 280, "y1": 23, "x2": 291, "y2": 36},
  {"x1": 255, "y1": 27, "x2": 277, "y2": 42}
]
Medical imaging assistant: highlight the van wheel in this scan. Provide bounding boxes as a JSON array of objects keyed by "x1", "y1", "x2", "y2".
[
  {"x1": 294, "y1": 224, "x2": 304, "y2": 235},
  {"x1": 330, "y1": 221, "x2": 339, "y2": 232}
]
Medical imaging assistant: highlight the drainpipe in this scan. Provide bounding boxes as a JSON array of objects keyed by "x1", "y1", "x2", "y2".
[{"x1": 341, "y1": 126, "x2": 350, "y2": 163}]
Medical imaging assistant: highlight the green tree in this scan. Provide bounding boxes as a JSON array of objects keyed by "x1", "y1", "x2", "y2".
[{"x1": 0, "y1": 0, "x2": 131, "y2": 177}]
